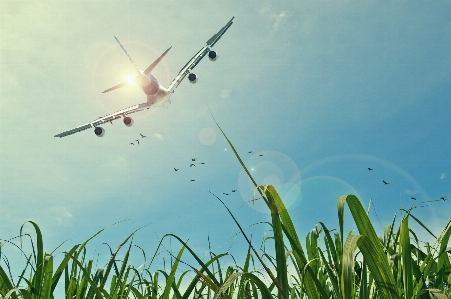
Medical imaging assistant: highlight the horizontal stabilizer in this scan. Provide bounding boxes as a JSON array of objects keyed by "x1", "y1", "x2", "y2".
[
  {"x1": 102, "y1": 81, "x2": 129, "y2": 93},
  {"x1": 144, "y1": 46, "x2": 172, "y2": 75}
]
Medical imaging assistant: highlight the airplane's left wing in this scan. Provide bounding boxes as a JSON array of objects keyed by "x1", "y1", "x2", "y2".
[
  {"x1": 54, "y1": 102, "x2": 149, "y2": 138},
  {"x1": 167, "y1": 17, "x2": 234, "y2": 92}
]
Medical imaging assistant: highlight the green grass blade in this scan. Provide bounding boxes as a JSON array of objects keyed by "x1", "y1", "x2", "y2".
[
  {"x1": 339, "y1": 195, "x2": 399, "y2": 298},
  {"x1": 436, "y1": 220, "x2": 451, "y2": 288},
  {"x1": 20, "y1": 221, "x2": 43, "y2": 298},
  {"x1": 39, "y1": 254, "x2": 53, "y2": 299},
  {"x1": 213, "y1": 272, "x2": 242, "y2": 299},
  {"x1": 162, "y1": 245, "x2": 185, "y2": 299},
  {"x1": 263, "y1": 186, "x2": 289, "y2": 299},
  {"x1": 400, "y1": 215, "x2": 413, "y2": 299},
  {"x1": 343, "y1": 235, "x2": 399, "y2": 299},
  {"x1": 180, "y1": 252, "x2": 228, "y2": 299},
  {"x1": 64, "y1": 252, "x2": 105, "y2": 299},
  {"x1": 0, "y1": 264, "x2": 19, "y2": 299},
  {"x1": 51, "y1": 244, "x2": 79, "y2": 296}
]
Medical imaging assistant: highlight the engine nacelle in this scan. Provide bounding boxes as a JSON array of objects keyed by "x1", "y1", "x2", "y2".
[
  {"x1": 188, "y1": 73, "x2": 198, "y2": 84},
  {"x1": 94, "y1": 127, "x2": 105, "y2": 137},
  {"x1": 208, "y1": 50, "x2": 218, "y2": 61},
  {"x1": 123, "y1": 116, "x2": 134, "y2": 127}
]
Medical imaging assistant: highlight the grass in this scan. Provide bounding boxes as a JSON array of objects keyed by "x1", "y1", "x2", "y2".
[{"x1": 1, "y1": 122, "x2": 450, "y2": 299}]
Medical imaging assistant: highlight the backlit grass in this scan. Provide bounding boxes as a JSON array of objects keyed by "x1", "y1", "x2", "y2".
[{"x1": 1, "y1": 123, "x2": 450, "y2": 299}]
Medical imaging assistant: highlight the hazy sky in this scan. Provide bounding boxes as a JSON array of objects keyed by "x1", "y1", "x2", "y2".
[{"x1": 1, "y1": 0, "x2": 450, "y2": 285}]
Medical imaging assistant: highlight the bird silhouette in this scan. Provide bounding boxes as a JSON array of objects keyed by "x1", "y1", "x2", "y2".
[
  {"x1": 223, "y1": 193, "x2": 229, "y2": 196},
  {"x1": 383, "y1": 180, "x2": 389, "y2": 185},
  {"x1": 190, "y1": 179, "x2": 195, "y2": 182},
  {"x1": 140, "y1": 133, "x2": 147, "y2": 138},
  {"x1": 136, "y1": 140, "x2": 140, "y2": 144},
  {"x1": 232, "y1": 190, "x2": 236, "y2": 192},
  {"x1": 174, "y1": 168, "x2": 179, "y2": 171},
  {"x1": 411, "y1": 197, "x2": 416, "y2": 200},
  {"x1": 368, "y1": 167, "x2": 373, "y2": 171},
  {"x1": 199, "y1": 162, "x2": 205, "y2": 165},
  {"x1": 248, "y1": 151, "x2": 252, "y2": 154},
  {"x1": 190, "y1": 164, "x2": 196, "y2": 167},
  {"x1": 259, "y1": 154, "x2": 263, "y2": 156},
  {"x1": 191, "y1": 158, "x2": 197, "y2": 161},
  {"x1": 129, "y1": 143, "x2": 134, "y2": 145},
  {"x1": 440, "y1": 197, "x2": 446, "y2": 201}
]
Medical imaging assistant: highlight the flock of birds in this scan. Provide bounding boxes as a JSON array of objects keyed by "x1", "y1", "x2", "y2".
[
  {"x1": 129, "y1": 133, "x2": 147, "y2": 145},
  {"x1": 172, "y1": 158, "x2": 206, "y2": 182},
  {"x1": 171, "y1": 151, "x2": 264, "y2": 197},
  {"x1": 173, "y1": 151, "x2": 263, "y2": 184},
  {"x1": 368, "y1": 167, "x2": 447, "y2": 201}
]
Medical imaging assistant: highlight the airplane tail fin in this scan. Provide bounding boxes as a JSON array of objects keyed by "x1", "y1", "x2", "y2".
[
  {"x1": 102, "y1": 37, "x2": 171, "y2": 94},
  {"x1": 114, "y1": 36, "x2": 140, "y2": 73}
]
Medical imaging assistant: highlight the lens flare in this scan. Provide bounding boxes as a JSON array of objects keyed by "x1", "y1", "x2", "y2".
[{"x1": 126, "y1": 74, "x2": 136, "y2": 85}]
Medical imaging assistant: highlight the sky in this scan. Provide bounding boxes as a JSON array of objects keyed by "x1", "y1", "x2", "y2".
[{"x1": 1, "y1": 0, "x2": 451, "y2": 288}]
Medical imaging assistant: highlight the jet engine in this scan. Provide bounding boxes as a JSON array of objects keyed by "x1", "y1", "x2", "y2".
[
  {"x1": 188, "y1": 73, "x2": 198, "y2": 83},
  {"x1": 123, "y1": 116, "x2": 134, "y2": 127},
  {"x1": 94, "y1": 127, "x2": 105, "y2": 137},
  {"x1": 208, "y1": 50, "x2": 218, "y2": 61}
]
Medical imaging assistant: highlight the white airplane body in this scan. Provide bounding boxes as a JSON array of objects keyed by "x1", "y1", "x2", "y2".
[{"x1": 55, "y1": 17, "x2": 234, "y2": 138}]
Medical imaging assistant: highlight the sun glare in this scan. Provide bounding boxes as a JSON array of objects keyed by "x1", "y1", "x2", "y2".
[{"x1": 126, "y1": 74, "x2": 136, "y2": 85}]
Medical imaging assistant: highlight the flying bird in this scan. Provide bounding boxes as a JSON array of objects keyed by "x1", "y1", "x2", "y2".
[
  {"x1": 199, "y1": 162, "x2": 205, "y2": 165},
  {"x1": 259, "y1": 154, "x2": 263, "y2": 156},
  {"x1": 368, "y1": 167, "x2": 373, "y2": 171},
  {"x1": 190, "y1": 179, "x2": 195, "y2": 182},
  {"x1": 232, "y1": 190, "x2": 236, "y2": 192},
  {"x1": 248, "y1": 151, "x2": 252, "y2": 154},
  {"x1": 440, "y1": 197, "x2": 446, "y2": 201},
  {"x1": 190, "y1": 164, "x2": 196, "y2": 167},
  {"x1": 191, "y1": 158, "x2": 197, "y2": 161},
  {"x1": 136, "y1": 140, "x2": 140, "y2": 144},
  {"x1": 411, "y1": 197, "x2": 416, "y2": 200},
  {"x1": 140, "y1": 133, "x2": 147, "y2": 138},
  {"x1": 129, "y1": 143, "x2": 134, "y2": 145},
  {"x1": 223, "y1": 193, "x2": 229, "y2": 196},
  {"x1": 383, "y1": 180, "x2": 389, "y2": 185},
  {"x1": 174, "y1": 168, "x2": 179, "y2": 171}
]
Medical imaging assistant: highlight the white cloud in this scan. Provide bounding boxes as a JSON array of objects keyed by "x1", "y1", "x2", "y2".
[
  {"x1": 260, "y1": 7, "x2": 288, "y2": 30},
  {"x1": 220, "y1": 89, "x2": 231, "y2": 99},
  {"x1": 440, "y1": 173, "x2": 446, "y2": 180},
  {"x1": 51, "y1": 206, "x2": 74, "y2": 226},
  {"x1": 153, "y1": 133, "x2": 163, "y2": 141}
]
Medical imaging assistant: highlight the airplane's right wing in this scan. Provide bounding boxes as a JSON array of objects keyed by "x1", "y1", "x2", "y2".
[
  {"x1": 54, "y1": 102, "x2": 149, "y2": 138},
  {"x1": 167, "y1": 17, "x2": 234, "y2": 92}
]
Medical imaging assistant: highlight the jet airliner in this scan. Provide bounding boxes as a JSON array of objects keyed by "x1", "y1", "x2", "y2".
[{"x1": 55, "y1": 17, "x2": 234, "y2": 138}]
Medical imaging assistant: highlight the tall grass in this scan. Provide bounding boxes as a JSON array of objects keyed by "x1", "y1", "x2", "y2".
[{"x1": 1, "y1": 123, "x2": 450, "y2": 299}]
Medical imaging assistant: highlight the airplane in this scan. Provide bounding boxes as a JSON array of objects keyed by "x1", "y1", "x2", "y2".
[{"x1": 54, "y1": 17, "x2": 234, "y2": 138}]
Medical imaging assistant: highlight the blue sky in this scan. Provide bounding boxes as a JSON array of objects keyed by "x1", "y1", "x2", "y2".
[{"x1": 1, "y1": 0, "x2": 450, "y2": 284}]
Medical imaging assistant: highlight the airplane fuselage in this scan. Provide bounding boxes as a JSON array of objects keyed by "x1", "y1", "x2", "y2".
[{"x1": 137, "y1": 72, "x2": 170, "y2": 106}]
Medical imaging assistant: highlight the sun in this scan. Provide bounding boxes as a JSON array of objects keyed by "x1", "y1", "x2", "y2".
[{"x1": 126, "y1": 74, "x2": 136, "y2": 85}]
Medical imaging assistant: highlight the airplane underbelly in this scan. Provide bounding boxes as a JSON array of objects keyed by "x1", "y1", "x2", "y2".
[
  {"x1": 142, "y1": 80, "x2": 159, "y2": 95},
  {"x1": 140, "y1": 73, "x2": 159, "y2": 95},
  {"x1": 147, "y1": 86, "x2": 169, "y2": 106}
]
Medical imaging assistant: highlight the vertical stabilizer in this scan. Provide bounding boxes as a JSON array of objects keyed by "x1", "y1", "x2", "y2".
[{"x1": 114, "y1": 36, "x2": 140, "y2": 73}]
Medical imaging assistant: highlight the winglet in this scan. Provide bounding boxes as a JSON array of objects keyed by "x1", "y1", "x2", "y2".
[{"x1": 207, "y1": 16, "x2": 234, "y2": 47}]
